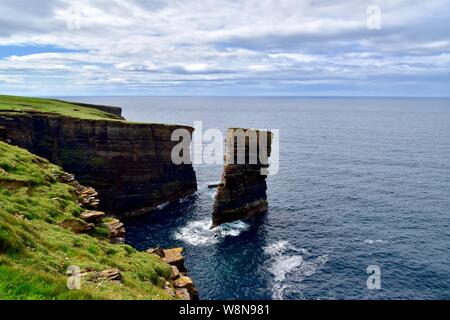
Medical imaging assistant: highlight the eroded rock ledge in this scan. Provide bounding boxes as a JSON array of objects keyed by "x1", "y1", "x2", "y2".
[
  {"x1": 147, "y1": 247, "x2": 199, "y2": 300},
  {"x1": 57, "y1": 172, "x2": 197, "y2": 298},
  {"x1": 0, "y1": 109, "x2": 197, "y2": 218},
  {"x1": 56, "y1": 170, "x2": 198, "y2": 299},
  {"x1": 212, "y1": 128, "x2": 272, "y2": 228},
  {"x1": 58, "y1": 172, "x2": 125, "y2": 244}
]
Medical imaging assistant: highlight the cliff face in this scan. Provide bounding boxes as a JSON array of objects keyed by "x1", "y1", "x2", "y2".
[
  {"x1": 212, "y1": 128, "x2": 272, "y2": 228},
  {"x1": 0, "y1": 112, "x2": 197, "y2": 217}
]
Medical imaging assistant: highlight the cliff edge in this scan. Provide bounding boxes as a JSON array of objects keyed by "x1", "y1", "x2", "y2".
[{"x1": 0, "y1": 95, "x2": 197, "y2": 217}]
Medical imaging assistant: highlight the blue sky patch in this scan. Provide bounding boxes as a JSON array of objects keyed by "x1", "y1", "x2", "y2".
[{"x1": 0, "y1": 45, "x2": 83, "y2": 59}]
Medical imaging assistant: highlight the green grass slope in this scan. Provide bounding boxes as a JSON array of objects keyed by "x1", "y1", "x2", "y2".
[
  {"x1": 0, "y1": 141, "x2": 173, "y2": 300},
  {"x1": 0, "y1": 95, "x2": 121, "y2": 121}
]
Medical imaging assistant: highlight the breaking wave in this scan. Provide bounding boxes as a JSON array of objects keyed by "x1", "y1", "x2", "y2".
[
  {"x1": 364, "y1": 239, "x2": 388, "y2": 245},
  {"x1": 264, "y1": 241, "x2": 328, "y2": 300},
  {"x1": 174, "y1": 218, "x2": 250, "y2": 246}
]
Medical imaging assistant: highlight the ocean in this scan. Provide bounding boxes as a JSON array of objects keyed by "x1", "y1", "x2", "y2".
[{"x1": 62, "y1": 97, "x2": 450, "y2": 300}]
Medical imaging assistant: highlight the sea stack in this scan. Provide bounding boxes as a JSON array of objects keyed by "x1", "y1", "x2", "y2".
[{"x1": 211, "y1": 128, "x2": 272, "y2": 228}]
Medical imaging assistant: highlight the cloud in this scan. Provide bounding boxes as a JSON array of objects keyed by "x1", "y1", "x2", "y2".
[{"x1": 0, "y1": 0, "x2": 449, "y2": 96}]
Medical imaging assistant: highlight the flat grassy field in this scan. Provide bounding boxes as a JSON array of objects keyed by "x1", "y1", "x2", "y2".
[{"x1": 0, "y1": 95, "x2": 122, "y2": 121}]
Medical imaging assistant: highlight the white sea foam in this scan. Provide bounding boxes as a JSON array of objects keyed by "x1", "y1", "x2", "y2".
[
  {"x1": 271, "y1": 255, "x2": 305, "y2": 282},
  {"x1": 174, "y1": 218, "x2": 250, "y2": 246},
  {"x1": 364, "y1": 239, "x2": 388, "y2": 245},
  {"x1": 178, "y1": 197, "x2": 189, "y2": 203},
  {"x1": 272, "y1": 283, "x2": 291, "y2": 300},
  {"x1": 263, "y1": 240, "x2": 291, "y2": 255},
  {"x1": 264, "y1": 241, "x2": 328, "y2": 300},
  {"x1": 156, "y1": 201, "x2": 170, "y2": 210},
  {"x1": 198, "y1": 182, "x2": 210, "y2": 191}
]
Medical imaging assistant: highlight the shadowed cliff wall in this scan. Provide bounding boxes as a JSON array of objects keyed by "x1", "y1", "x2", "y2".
[{"x1": 0, "y1": 113, "x2": 197, "y2": 217}]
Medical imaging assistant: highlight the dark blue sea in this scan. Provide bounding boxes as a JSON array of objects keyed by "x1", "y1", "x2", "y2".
[{"x1": 63, "y1": 97, "x2": 450, "y2": 300}]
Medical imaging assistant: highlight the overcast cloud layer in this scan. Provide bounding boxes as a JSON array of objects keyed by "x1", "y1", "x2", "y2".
[{"x1": 0, "y1": 0, "x2": 449, "y2": 96}]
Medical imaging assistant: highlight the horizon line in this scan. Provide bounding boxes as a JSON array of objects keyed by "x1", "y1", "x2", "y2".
[
  {"x1": 2, "y1": 93, "x2": 449, "y2": 99},
  {"x1": 49, "y1": 95, "x2": 450, "y2": 99}
]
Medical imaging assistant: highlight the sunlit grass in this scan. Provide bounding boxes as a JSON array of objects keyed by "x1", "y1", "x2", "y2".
[
  {"x1": 0, "y1": 95, "x2": 122, "y2": 121},
  {"x1": 0, "y1": 142, "x2": 173, "y2": 300}
]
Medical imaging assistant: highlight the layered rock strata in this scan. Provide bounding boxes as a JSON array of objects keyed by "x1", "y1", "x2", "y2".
[
  {"x1": 57, "y1": 172, "x2": 125, "y2": 244},
  {"x1": 147, "y1": 247, "x2": 198, "y2": 300},
  {"x1": 212, "y1": 128, "x2": 272, "y2": 228},
  {"x1": 0, "y1": 111, "x2": 197, "y2": 217}
]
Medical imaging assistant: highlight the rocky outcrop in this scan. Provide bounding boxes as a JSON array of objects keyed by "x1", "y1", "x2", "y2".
[
  {"x1": 79, "y1": 268, "x2": 122, "y2": 283},
  {"x1": 105, "y1": 219, "x2": 126, "y2": 244},
  {"x1": 96, "y1": 269, "x2": 122, "y2": 282},
  {"x1": 60, "y1": 218, "x2": 94, "y2": 234},
  {"x1": 212, "y1": 128, "x2": 272, "y2": 228},
  {"x1": 147, "y1": 247, "x2": 198, "y2": 300},
  {"x1": 80, "y1": 211, "x2": 105, "y2": 223},
  {"x1": 173, "y1": 276, "x2": 197, "y2": 300},
  {"x1": 58, "y1": 172, "x2": 101, "y2": 209},
  {"x1": 57, "y1": 172, "x2": 125, "y2": 244},
  {"x1": 161, "y1": 247, "x2": 187, "y2": 272},
  {"x1": 0, "y1": 111, "x2": 197, "y2": 217}
]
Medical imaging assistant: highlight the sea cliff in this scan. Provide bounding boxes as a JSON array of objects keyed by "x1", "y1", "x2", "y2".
[{"x1": 0, "y1": 96, "x2": 197, "y2": 217}]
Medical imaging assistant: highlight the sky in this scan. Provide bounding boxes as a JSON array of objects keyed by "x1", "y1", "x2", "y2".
[{"x1": 0, "y1": 0, "x2": 449, "y2": 97}]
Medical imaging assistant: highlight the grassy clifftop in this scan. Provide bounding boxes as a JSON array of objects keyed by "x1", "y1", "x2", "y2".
[
  {"x1": 0, "y1": 141, "x2": 174, "y2": 300},
  {"x1": 0, "y1": 95, "x2": 122, "y2": 121}
]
